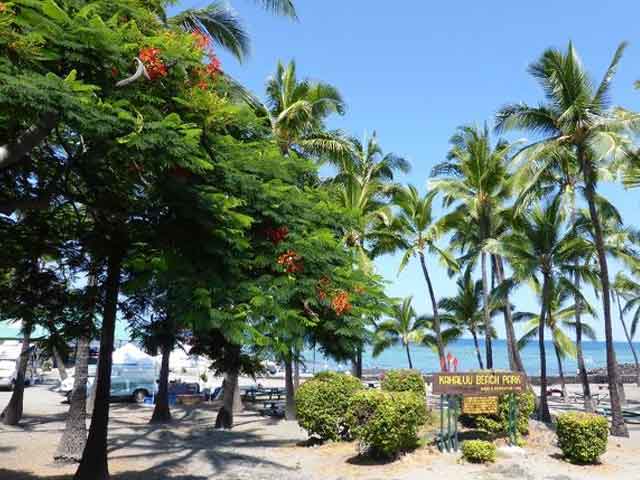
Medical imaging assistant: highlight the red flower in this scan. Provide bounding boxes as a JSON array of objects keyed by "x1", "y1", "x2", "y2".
[
  {"x1": 331, "y1": 290, "x2": 351, "y2": 316},
  {"x1": 277, "y1": 250, "x2": 303, "y2": 273},
  {"x1": 206, "y1": 53, "x2": 222, "y2": 77},
  {"x1": 192, "y1": 30, "x2": 210, "y2": 51},
  {"x1": 139, "y1": 47, "x2": 168, "y2": 81},
  {"x1": 111, "y1": 67, "x2": 119, "y2": 78},
  {"x1": 265, "y1": 226, "x2": 289, "y2": 245}
]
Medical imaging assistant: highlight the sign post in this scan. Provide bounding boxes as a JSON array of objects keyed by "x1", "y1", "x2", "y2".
[{"x1": 433, "y1": 371, "x2": 526, "y2": 451}]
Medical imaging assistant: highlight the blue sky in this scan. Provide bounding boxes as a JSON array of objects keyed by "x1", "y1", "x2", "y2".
[{"x1": 173, "y1": 1, "x2": 640, "y2": 341}]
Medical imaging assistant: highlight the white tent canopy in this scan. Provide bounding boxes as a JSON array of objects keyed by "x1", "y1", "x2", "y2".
[{"x1": 112, "y1": 343, "x2": 156, "y2": 367}]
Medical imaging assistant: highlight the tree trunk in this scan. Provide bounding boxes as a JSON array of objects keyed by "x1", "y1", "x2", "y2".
[
  {"x1": 232, "y1": 376, "x2": 243, "y2": 413},
  {"x1": 53, "y1": 346, "x2": 68, "y2": 382},
  {"x1": 215, "y1": 371, "x2": 238, "y2": 429},
  {"x1": 1, "y1": 324, "x2": 32, "y2": 425},
  {"x1": 616, "y1": 292, "x2": 640, "y2": 386},
  {"x1": 553, "y1": 342, "x2": 567, "y2": 401},
  {"x1": 573, "y1": 269, "x2": 595, "y2": 412},
  {"x1": 405, "y1": 344, "x2": 413, "y2": 369},
  {"x1": 538, "y1": 275, "x2": 551, "y2": 423},
  {"x1": 470, "y1": 329, "x2": 484, "y2": 369},
  {"x1": 0, "y1": 113, "x2": 58, "y2": 170},
  {"x1": 150, "y1": 345, "x2": 171, "y2": 423},
  {"x1": 418, "y1": 251, "x2": 445, "y2": 370},
  {"x1": 495, "y1": 255, "x2": 525, "y2": 372},
  {"x1": 351, "y1": 346, "x2": 362, "y2": 378},
  {"x1": 55, "y1": 335, "x2": 90, "y2": 462},
  {"x1": 480, "y1": 251, "x2": 493, "y2": 369},
  {"x1": 284, "y1": 356, "x2": 296, "y2": 421},
  {"x1": 580, "y1": 147, "x2": 628, "y2": 437},
  {"x1": 74, "y1": 252, "x2": 123, "y2": 480},
  {"x1": 293, "y1": 348, "x2": 300, "y2": 390}
]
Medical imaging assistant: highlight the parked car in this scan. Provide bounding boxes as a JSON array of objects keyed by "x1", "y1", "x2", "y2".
[{"x1": 0, "y1": 340, "x2": 38, "y2": 390}]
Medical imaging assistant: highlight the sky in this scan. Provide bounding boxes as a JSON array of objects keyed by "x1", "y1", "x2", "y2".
[{"x1": 172, "y1": 1, "x2": 640, "y2": 342}]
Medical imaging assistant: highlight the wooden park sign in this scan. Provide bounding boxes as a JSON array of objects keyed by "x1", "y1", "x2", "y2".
[
  {"x1": 462, "y1": 396, "x2": 498, "y2": 414},
  {"x1": 432, "y1": 371, "x2": 526, "y2": 397}
]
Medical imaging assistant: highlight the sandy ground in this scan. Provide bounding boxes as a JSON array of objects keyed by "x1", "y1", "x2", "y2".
[{"x1": 1, "y1": 382, "x2": 640, "y2": 479}]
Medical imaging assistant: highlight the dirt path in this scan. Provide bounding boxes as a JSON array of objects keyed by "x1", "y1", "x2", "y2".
[{"x1": 1, "y1": 385, "x2": 640, "y2": 479}]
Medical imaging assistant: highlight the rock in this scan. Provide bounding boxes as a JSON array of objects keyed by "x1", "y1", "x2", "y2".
[{"x1": 497, "y1": 445, "x2": 526, "y2": 458}]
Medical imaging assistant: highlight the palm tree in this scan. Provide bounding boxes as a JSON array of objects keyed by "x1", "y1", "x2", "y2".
[
  {"x1": 496, "y1": 42, "x2": 633, "y2": 436},
  {"x1": 329, "y1": 133, "x2": 409, "y2": 376},
  {"x1": 372, "y1": 297, "x2": 424, "y2": 369},
  {"x1": 381, "y1": 185, "x2": 457, "y2": 369},
  {"x1": 431, "y1": 125, "x2": 520, "y2": 370},
  {"x1": 516, "y1": 280, "x2": 597, "y2": 400},
  {"x1": 172, "y1": 1, "x2": 297, "y2": 63},
  {"x1": 488, "y1": 197, "x2": 586, "y2": 422},
  {"x1": 613, "y1": 273, "x2": 640, "y2": 386},
  {"x1": 264, "y1": 60, "x2": 349, "y2": 158},
  {"x1": 437, "y1": 268, "x2": 495, "y2": 369}
]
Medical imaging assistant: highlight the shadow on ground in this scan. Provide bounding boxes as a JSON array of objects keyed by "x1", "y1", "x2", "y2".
[{"x1": 0, "y1": 468, "x2": 209, "y2": 480}]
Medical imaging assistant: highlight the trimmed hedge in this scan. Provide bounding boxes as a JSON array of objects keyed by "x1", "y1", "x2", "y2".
[
  {"x1": 461, "y1": 440, "x2": 496, "y2": 463},
  {"x1": 460, "y1": 390, "x2": 535, "y2": 436},
  {"x1": 380, "y1": 369, "x2": 425, "y2": 396},
  {"x1": 345, "y1": 389, "x2": 427, "y2": 458},
  {"x1": 556, "y1": 412, "x2": 608, "y2": 464},
  {"x1": 296, "y1": 371, "x2": 363, "y2": 441}
]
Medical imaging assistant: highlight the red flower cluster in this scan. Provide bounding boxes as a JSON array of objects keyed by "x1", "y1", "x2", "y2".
[
  {"x1": 192, "y1": 30, "x2": 210, "y2": 51},
  {"x1": 191, "y1": 29, "x2": 222, "y2": 90},
  {"x1": 265, "y1": 226, "x2": 289, "y2": 245},
  {"x1": 139, "y1": 47, "x2": 167, "y2": 80},
  {"x1": 331, "y1": 290, "x2": 351, "y2": 316},
  {"x1": 277, "y1": 250, "x2": 303, "y2": 273},
  {"x1": 316, "y1": 276, "x2": 331, "y2": 301}
]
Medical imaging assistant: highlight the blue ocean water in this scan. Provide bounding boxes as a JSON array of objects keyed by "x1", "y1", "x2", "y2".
[{"x1": 304, "y1": 339, "x2": 640, "y2": 376}]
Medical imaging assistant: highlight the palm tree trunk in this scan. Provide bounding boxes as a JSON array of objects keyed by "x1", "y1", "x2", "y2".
[
  {"x1": 418, "y1": 251, "x2": 446, "y2": 370},
  {"x1": 55, "y1": 335, "x2": 90, "y2": 462},
  {"x1": 569, "y1": 205, "x2": 595, "y2": 412},
  {"x1": 53, "y1": 346, "x2": 68, "y2": 382},
  {"x1": 616, "y1": 292, "x2": 640, "y2": 387},
  {"x1": 553, "y1": 342, "x2": 567, "y2": 401},
  {"x1": 74, "y1": 251, "x2": 123, "y2": 480},
  {"x1": 480, "y1": 251, "x2": 493, "y2": 369},
  {"x1": 405, "y1": 344, "x2": 413, "y2": 369},
  {"x1": 580, "y1": 146, "x2": 628, "y2": 437},
  {"x1": 150, "y1": 344, "x2": 171, "y2": 423},
  {"x1": 1, "y1": 322, "x2": 33, "y2": 425},
  {"x1": 284, "y1": 355, "x2": 296, "y2": 420},
  {"x1": 538, "y1": 275, "x2": 551, "y2": 423},
  {"x1": 470, "y1": 329, "x2": 484, "y2": 369},
  {"x1": 494, "y1": 255, "x2": 525, "y2": 372}
]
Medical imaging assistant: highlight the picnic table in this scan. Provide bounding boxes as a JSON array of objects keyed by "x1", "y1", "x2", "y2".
[{"x1": 242, "y1": 387, "x2": 286, "y2": 402}]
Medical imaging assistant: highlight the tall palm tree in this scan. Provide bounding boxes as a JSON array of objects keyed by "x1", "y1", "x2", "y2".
[
  {"x1": 488, "y1": 197, "x2": 586, "y2": 422},
  {"x1": 496, "y1": 42, "x2": 633, "y2": 436},
  {"x1": 329, "y1": 133, "x2": 409, "y2": 376},
  {"x1": 438, "y1": 268, "x2": 499, "y2": 369},
  {"x1": 431, "y1": 125, "x2": 521, "y2": 371},
  {"x1": 264, "y1": 60, "x2": 349, "y2": 158},
  {"x1": 516, "y1": 280, "x2": 597, "y2": 400},
  {"x1": 382, "y1": 185, "x2": 457, "y2": 369},
  {"x1": 372, "y1": 297, "x2": 424, "y2": 369}
]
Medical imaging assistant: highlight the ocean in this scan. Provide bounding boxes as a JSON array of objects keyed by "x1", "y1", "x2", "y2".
[{"x1": 303, "y1": 339, "x2": 640, "y2": 376}]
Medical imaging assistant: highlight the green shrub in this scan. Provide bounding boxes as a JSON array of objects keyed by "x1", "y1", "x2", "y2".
[
  {"x1": 380, "y1": 369, "x2": 425, "y2": 396},
  {"x1": 460, "y1": 390, "x2": 535, "y2": 436},
  {"x1": 345, "y1": 389, "x2": 427, "y2": 458},
  {"x1": 556, "y1": 412, "x2": 608, "y2": 464},
  {"x1": 461, "y1": 440, "x2": 496, "y2": 463},
  {"x1": 295, "y1": 371, "x2": 363, "y2": 441}
]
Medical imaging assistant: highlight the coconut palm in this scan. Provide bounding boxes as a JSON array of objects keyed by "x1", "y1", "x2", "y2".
[
  {"x1": 378, "y1": 185, "x2": 457, "y2": 369},
  {"x1": 264, "y1": 60, "x2": 349, "y2": 158},
  {"x1": 613, "y1": 273, "x2": 640, "y2": 386},
  {"x1": 437, "y1": 268, "x2": 502, "y2": 369},
  {"x1": 516, "y1": 280, "x2": 597, "y2": 400},
  {"x1": 372, "y1": 297, "x2": 424, "y2": 369},
  {"x1": 496, "y1": 42, "x2": 634, "y2": 436},
  {"x1": 431, "y1": 124, "x2": 520, "y2": 370},
  {"x1": 488, "y1": 197, "x2": 587, "y2": 422},
  {"x1": 172, "y1": 1, "x2": 297, "y2": 62}
]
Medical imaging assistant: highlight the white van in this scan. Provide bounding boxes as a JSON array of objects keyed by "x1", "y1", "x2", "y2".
[{"x1": 0, "y1": 340, "x2": 37, "y2": 390}]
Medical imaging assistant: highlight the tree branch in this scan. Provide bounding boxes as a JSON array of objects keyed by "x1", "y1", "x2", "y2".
[{"x1": 0, "y1": 113, "x2": 58, "y2": 170}]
